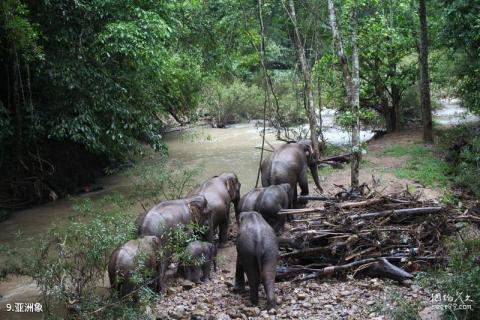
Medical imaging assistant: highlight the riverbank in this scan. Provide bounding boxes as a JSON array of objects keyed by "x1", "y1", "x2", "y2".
[{"x1": 1, "y1": 99, "x2": 478, "y2": 319}]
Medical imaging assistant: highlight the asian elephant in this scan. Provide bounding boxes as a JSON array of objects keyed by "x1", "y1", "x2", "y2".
[
  {"x1": 108, "y1": 236, "x2": 161, "y2": 300},
  {"x1": 136, "y1": 195, "x2": 212, "y2": 291},
  {"x1": 261, "y1": 139, "x2": 322, "y2": 206},
  {"x1": 235, "y1": 183, "x2": 292, "y2": 233},
  {"x1": 178, "y1": 240, "x2": 217, "y2": 283},
  {"x1": 188, "y1": 172, "x2": 241, "y2": 247},
  {"x1": 234, "y1": 211, "x2": 278, "y2": 309}
]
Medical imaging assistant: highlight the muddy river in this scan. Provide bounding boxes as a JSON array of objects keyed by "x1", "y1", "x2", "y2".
[{"x1": 0, "y1": 99, "x2": 477, "y2": 319}]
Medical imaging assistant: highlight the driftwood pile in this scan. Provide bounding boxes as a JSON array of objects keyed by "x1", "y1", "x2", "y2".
[{"x1": 276, "y1": 187, "x2": 458, "y2": 283}]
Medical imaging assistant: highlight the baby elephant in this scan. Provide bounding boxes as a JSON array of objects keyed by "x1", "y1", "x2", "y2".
[
  {"x1": 108, "y1": 236, "x2": 160, "y2": 300},
  {"x1": 235, "y1": 211, "x2": 278, "y2": 309},
  {"x1": 178, "y1": 241, "x2": 217, "y2": 283}
]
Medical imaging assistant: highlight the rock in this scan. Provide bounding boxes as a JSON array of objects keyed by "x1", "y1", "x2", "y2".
[
  {"x1": 192, "y1": 308, "x2": 207, "y2": 318},
  {"x1": 217, "y1": 312, "x2": 231, "y2": 320},
  {"x1": 169, "y1": 307, "x2": 184, "y2": 320},
  {"x1": 156, "y1": 310, "x2": 169, "y2": 319},
  {"x1": 179, "y1": 279, "x2": 195, "y2": 290},
  {"x1": 419, "y1": 306, "x2": 443, "y2": 320},
  {"x1": 297, "y1": 292, "x2": 308, "y2": 300},
  {"x1": 226, "y1": 309, "x2": 237, "y2": 318},
  {"x1": 167, "y1": 286, "x2": 180, "y2": 295},
  {"x1": 276, "y1": 296, "x2": 283, "y2": 305},
  {"x1": 241, "y1": 306, "x2": 260, "y2": 317},
  {"x1": 340, "y1": 290, "x2": 350, "y2": 296}
]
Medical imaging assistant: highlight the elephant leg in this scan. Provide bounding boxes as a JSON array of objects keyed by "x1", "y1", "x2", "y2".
[
  {"x1": 233, "y1": 259, "x2": 246, "y2": 291},
  {"x1": 262, "y1": 269, "x2": 277, "y2": 309},
  {"x1": 156, "y1": 259, "x2": 168, "y2": 292},
  {"x1": 298, "y1": 168, "x2": 310, "y2": 196},
  {"x1": 245, "y1": 269, "x2": 260, "y2": 306},
  {"x1": 273, "y1": 216, "x2": 286, "y2": 235},
  {"x1": 192, "y1": 266, "x2": 202, "y2": 284},
  {"x1": 261, "y1": 173, "x2": 269, "y2": 187},
  {"x1": 201, "y1": 261, "x2": 211, "y2": 281},
  {"x1": 219, "y1": 221, "x2": 229, "y2": 246}
]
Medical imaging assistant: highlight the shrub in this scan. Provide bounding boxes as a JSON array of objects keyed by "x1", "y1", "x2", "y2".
[
  {"x1": 0, "y1": 194, "x2": 139, "y2": 318},
  {"x1": 438, "y1": 125, "x2": 480, "y2": 197},
  {"x1": 418, "y1": 239, "x2": 480, "y2": 320},
  {"x1": 199, "y1": 80, "x2": 263, "y2": 127},
  {"x1": 372, "y1": 292, "x2": 421, "y2": 320},
  {"x1": 125, "y1": 157, "x2": 200, "y2": 208}
]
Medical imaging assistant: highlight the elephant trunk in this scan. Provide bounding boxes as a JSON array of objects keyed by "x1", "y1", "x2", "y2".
[{"x1": 309, "y1": 164, "x2": 323, "y2": 193}]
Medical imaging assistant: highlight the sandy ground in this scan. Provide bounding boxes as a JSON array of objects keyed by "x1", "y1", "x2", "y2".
[{"x1": 154, "y1": 129, "x2": 442, "y2": 320}]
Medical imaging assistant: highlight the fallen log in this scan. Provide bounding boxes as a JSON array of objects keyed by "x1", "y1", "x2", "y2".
[
  {"x1": 361, "y1": 258, "x2": 414, "y2": 282},
  {"x1": 278, "y1": 207, "x2": 325, "y2": 216},
  {"x1": 280, "y1": 246, "x2": 331, "y2": 259},
  {"x1": 291, "y1": 257, "x2": 413, "y2": 282},
  {"x1": 297, "y1": 195, "x2": 335, "y2": 201},
  {"x1": 339, "y1": 197, "x2": 385, "y2": 209},
  {"x1": 317, "y1": 153, "x2": 352, "y2": 164},
  {"x1": 350, "y1": 206, "x2": 443, "y2": 220}
]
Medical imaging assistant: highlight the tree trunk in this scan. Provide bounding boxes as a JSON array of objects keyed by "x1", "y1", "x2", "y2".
[
  {"x1": 327, "y1": 0, "x2": 352, "y2": 101},
  {"x1": 350, "y1": 5, "x2": 360, "y2": 188},
  {"x1": 418, "y1": 0, "x2": 433, "y2": 143},
  {"x1": 391, "y1": 85, "x2": 402, "y2": 130},
  {"x1": 328, "y1": 0, "x2": 361, "y2": 188},
  {"x1": 12, "y1": 51, "x2": 23, "y2": 172},
  {"x1": 255, "y1": 0, "x2": 269, "y2": 188},
  {"x1": 288, "y1": 0, "x2": 321, "y2": 163}
]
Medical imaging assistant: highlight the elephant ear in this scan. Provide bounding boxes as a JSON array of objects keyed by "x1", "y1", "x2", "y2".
[
  {"x1": 152, "y1": 236, "x2": 160, "y2": 246},
  {"x1": 226, "y1": 176, "x2": 238, "y2": 200},
  {"x1": 188, "y1": 196, "x2": 207, "y2": 224}
]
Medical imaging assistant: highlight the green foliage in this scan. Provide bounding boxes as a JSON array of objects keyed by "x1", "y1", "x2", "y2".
[
  {"x1": 0, "y1": 194, "x2": 139, "y2": 318},
  {"x1": 126, "y1": 157, "x2": 200, "y2": 207},
  {"x1": 159, "y1": 223, "x2": 208, "y2": 266},
  {"x1": 438, "y1": 125, "x2": 480, "y2": 197},
  {"x1": 199, "y1": 80, "x2": 263, "y2": 127},
  {"x1": 382, "y1": 144, "x2": 450, "y2": 187},
  {"x1": 417, "y1": 238, "x2": 480, "y2": 320},
  {"x1": 438, "y1": 0, "x2": 480, "y2": 114},
  {"x1": 373, "y1": 293, "x2": 421, "y2": 320}
]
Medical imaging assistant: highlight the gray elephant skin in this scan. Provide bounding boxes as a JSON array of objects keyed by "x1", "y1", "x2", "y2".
[
  {"x1": 235, "y1": 211, "x2": 278, "y2": 309},
  {"x1": 108, "y1": 236, "x2": 160, "y2": 300},
  {"x1": 236, "y1": 183, "x2": 292, "y2": 233},
  {"x1": 178, "y1": 240, "x2": 217, "y2": 283},
  {"x1": 136, "y1": 195, "x2": 212, "y2": 291},
  {"x1": 261, "y1": 139, "x2": 322, "y2": 206},
  {"x1": 188, "y1": 172, "x2": 241, "y2": 246}
]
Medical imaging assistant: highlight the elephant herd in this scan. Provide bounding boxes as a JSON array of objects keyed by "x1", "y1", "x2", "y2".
[{"x1": 108, "y1": 139, "x2": 321, "y2": 309}]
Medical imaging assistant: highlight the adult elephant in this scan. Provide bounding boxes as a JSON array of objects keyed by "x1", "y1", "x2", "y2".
[
  {"x1": 137, "y1": 195, "x2": 212, "y2": 291},
  {"x1": 234, "y1": 211, "x2": 278, "y2": 309},
  {"x1": 236, "y1": 183, "x2": 292, "y2": 233},
  {"x1": 188, "y1": 172, "x2": 241, "y2": 247},
  {"x1": 261, "y1": 139, "x2": 322, "y2": 206}
]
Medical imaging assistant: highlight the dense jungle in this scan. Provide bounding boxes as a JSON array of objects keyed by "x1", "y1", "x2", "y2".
[{"x1": 0, "y1": 0, "x2": 479, "y2": 319}]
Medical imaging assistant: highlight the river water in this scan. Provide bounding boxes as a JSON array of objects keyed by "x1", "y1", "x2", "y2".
[{"x1": 0, "y1": 99, "x2": 477, "y2": 318}]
